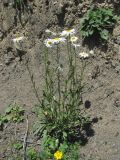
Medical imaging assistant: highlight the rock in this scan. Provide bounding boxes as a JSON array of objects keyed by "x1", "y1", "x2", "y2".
[
  {"x1": 0, "y1": 30, "x2": 4, "y2": 40},
  {"x1": 0, "y1": 64, "x2": 3, "y2": 72},
  {"x1": 114, "y1": 98, "x2": 120, "y2": 107},
  {"x1": 4, "y1": 49, "x2": 15, "y2": 65},
  {"x1": 91, "y1": 65, "x2": 100, "y2": 79},
  {"x1": 104, "y1": 89, "x2": 114, "y2": 98},
  {"x1": 113, "y1": 26, "x2": 120, "y2": 37},
  {"x1": 3, "y1": 0, "x2": 9, "y2": 7},
  {"x1": 115, "y1": 132, "x2": 119, "y2": 137},
  {"x1": 115, "y1": 65, "x2": 120, "y2": 73}
]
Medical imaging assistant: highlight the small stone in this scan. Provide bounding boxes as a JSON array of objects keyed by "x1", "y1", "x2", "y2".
[
  {"x1": 5, "y1": 59, "x2": 11, "y2": 65},
  {"x1": 0, "y1": 64, "x2": 3, "y2": 71},
  {"x1": 3, "y1": 0, "x2": 9, "y2": 6},
  {"x1": 104, "y1": 89, "x2": 114, "y2": 98},
  {"x1": 15, "y1": 57, "x2": 21, "y2": 62},
  {"x1": 114, "y1": 98, "x2": 120, "y2": 107},
  {"x1": 115, "y1": 66, "x2": 120, "y2": 73},
  {"x1": 115, "y1": 132, "x2": 119, "y2": 137},
  {"x1": 4, "y1": 56, "x2": 14, "y2": 65},
  {"x1": 104, "y1": 141, "x2": 107, "y2": 145},
  {"x1": 0, "y1": 30, "x2": 4, "y2": 40}
]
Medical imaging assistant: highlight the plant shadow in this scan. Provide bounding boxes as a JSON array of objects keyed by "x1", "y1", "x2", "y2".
[
  {"x1": 14, "y1": 0, "x2": 33, "y2": 26},
  {"x1": 82, "y1": 33, "x2": 109, "y2": 52}
]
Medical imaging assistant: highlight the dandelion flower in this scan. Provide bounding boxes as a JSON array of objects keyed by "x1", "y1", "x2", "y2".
[
  {"x1": 45, "y1": 29, "x2": 56, "y2": 35},
  {"x1": 52, "y1": 37, "x2": 66, "y2": 44},
  {"x1": 70, "y1": 36, "x2": 78, "y2": 43},
  {"x1": 79, "y1": 52, "x2": 89, "y2": 58},
  {"x1": 54, "y1": 150, "x2": 63, "y2": 160},
  {"x1": 12, "y1": 36, "x2": 25, "y2": 50},
  {"x1": 44, "y1": 38, "x2": 54, "y2": 48},
  {"x1": 60, "y1": 29, "x2": 76, "y2": 37}
]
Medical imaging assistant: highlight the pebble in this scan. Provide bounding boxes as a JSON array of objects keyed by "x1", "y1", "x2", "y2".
[
  {"x1": 114, "y1": 98, "x2": 120, "y2": 107},
  {"x1": 115, "y1": 132, "x2": 119, "y2": 137}
]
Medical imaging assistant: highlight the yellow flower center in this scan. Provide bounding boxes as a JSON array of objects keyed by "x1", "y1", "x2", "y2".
[
  {"x1": 66, "y1": 29, "x2": 72, "y2": 32},
  {"x1": 53, "y1": 38, "x2": 60, "y2": 40},
  {"x1": 70, "y1": 36, "x2": 78, "y2": 42},
  {"x1": 48, "y1": 41, "x2": 52, "y2": 44},
  {"x1": 71, "y1": 37, "x2": 75, "y2": 40}
]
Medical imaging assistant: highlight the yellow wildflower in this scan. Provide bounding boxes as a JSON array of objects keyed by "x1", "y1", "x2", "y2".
[{"x1": 54, "y1": 150, "x2": 63, "y2": 160}]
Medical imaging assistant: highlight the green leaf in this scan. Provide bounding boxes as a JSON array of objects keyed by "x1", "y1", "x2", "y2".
[
  {"x1": 100, "y1": 29, "x2": 109, "y2": 40},
  {"x1": 5, "y1": 106, "x2": 12, "y2": 114},
  {"x1": 13, "y1": 143, "x2": 23, "y2": 150},
  {"x1": 63, "y1": 131, "x2": 67, "y2": 139}
]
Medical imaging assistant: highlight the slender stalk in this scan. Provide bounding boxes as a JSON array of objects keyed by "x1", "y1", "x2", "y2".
[
  {"x1": 25, "y1": 57, "x2": 41, "y2": 104},
  {"x1": 44, "y1": 47, "x2": 49, "y2": 90},
  {"x1": 56, "y1": 44, "x2": 61, "y2": 112},
  {"x1": 80, "y1": 60, "x2": 86, "y2": 85},
  {"x1": 23, "y1": 115, "x2": 29, "y2": 160},
  {"x1": 74, "y1": 47, "x2": 77, "y2": 83},
  {"x1": 44, "y1": 47, "x2": 56, "y2": 118},
  {"x1": 67, "y1": 37, "x2": 70, "y2": 66}
]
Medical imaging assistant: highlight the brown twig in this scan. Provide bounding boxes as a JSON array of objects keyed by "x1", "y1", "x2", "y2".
[{"x1": 23, "y1": 115, "x2": 29, "y2": 160}]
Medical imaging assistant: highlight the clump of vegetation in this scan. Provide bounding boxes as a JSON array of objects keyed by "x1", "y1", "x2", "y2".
[
  {"x1": 35, "y1": 29, "x2": 90, "y2": 141},
  {"x1": 0, "y1": 104, "x2": 24, "y2": 130},
  {"x1": 14, "y1": 0, "x2": 25, "y2": 8},
  {"x1": 40, "y1": 131, "x2": 79, "y2": 160},
  {"x1": 33, "y1": 29, "x2": 91, "y2": 159},
  {"x1": 27, "y1": 148, "x2": 39, "y2": 160},
  {"x1": 5, "y1": 104, "x2": 25, "y2": 123},
  {"x1": 13, "y1": 0, "x2": 25, "y2": 11},
  {"x1": 80, "y1": 7, "x2": 117, "y2": 41},
  {"x1": 0, "y1": 114, "x2": 8, "y2": 130}
]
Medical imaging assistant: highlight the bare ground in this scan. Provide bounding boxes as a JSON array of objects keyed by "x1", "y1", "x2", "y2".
[{"x1": 0, "y1": 0, "x2": 120, "y2": 159}]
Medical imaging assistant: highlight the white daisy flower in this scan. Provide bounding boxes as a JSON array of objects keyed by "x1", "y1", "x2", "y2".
[
  {"x1": 60, "y1": 29, "x2": 76, "y2": 37},
  {"x1": 72, "y1": 43, "x2": 81, "y2": 48},
  {"x1": 79, "y1": 52, "x2": 89, "y2": 58},
  {"x1": 44, "y1": 38, "x2": 54, "y2": 48},
  {"x1": 89, "y1": 50, "x2": 94, "y2": 55},
  {"x1": 70, "y1": 36, "x2": 78, "y2": 43},
  {"x1": 12, "y1": 36, "x2": 25, "y2": 50},
  {"x1": 52, "y1": 37, "x2": 66, "y2": 44},
  {"x1": 57, "y1": 65, "x2": 63, "y2": 72},
  {"x1": 12, "y1": 36, "x2": 24, "y2": 42},
  {"x1": 45, "y1": 29, "x2": 56, "y2": 35}
]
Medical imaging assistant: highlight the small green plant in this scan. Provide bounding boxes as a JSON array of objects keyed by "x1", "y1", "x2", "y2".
[
  {"x1": 13, "y1": 142, "x2": 23, "y2": 150},
  {"x1": 80, "y1": 7, "x2": 117, "y2": 41},
  {"x1": 14, "y1": 0, "x2": 24, "y2": 6},
  {"x1": 40, "y1": 131, "x2": 79, "y2": 160},
  {"x1": 0, "y1": 114, "x2": 8, "y2": 129},
  {"x1": 5, "y1": 104, "x2": 24, "y2": 123},
  {"x1": 40, "y1": 131, "x2": 59, "y2": 159},
  {"x1": 0, "y1": 104, "x2": 24, "y2": 130},
  {"x1": 27, "y1": 148, "x2": 39, "y2": 160}
]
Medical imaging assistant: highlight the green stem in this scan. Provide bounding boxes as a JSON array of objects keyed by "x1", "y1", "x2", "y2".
[
  {"x1": 67, "y1": 37, "x2": 71, "y2": 66},
  {"x1": 25, "y1": 56, "x2": 41, "y2": 104},
  {"x1": 56, "y1": 44, "x2": 61, "y2": 112},
  {"x1": 74, "y1": 47, "x2": 77, "y2": 83},
  {"x1": 44, "y1": 47, "x2": 49, "y2": 90}
]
